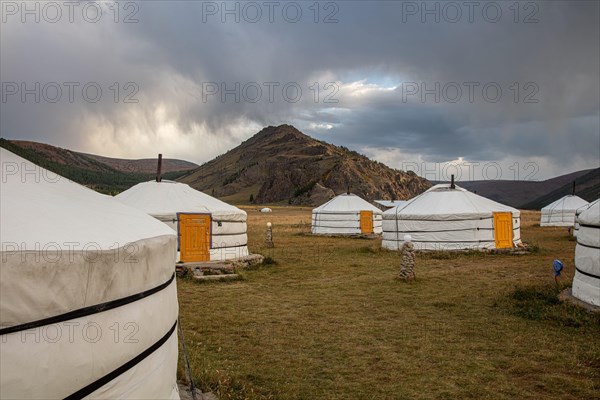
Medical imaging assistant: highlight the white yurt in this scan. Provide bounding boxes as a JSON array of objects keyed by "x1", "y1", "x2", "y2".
[
  {"x1": 115, "y1": 181, "x2": 248, "y2": 262},
  {"x1": 312, "y1": 193, "x2": 383, "y2": 235},
  {"x1": 0, "y1": 149, "x2": 179, "y2": 399},
  {"x1": 540, "y1": 195, "x2": 588, "y2": 227},
  {"x1": 572, "y1": 200, "x2": 600, "y2": 306},
  {"x1": 382, "y1": 183, "x2": 521, "y2": 251},
  {"x1": 574, "y1": 199, "x2": 599, "y2": 237}
]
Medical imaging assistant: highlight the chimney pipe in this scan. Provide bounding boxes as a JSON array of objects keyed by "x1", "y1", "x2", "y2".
[
  {"x1": 347, "y1": 185, "x2": 350, "y2": 195},
  {"x1": 450, "y1": 174, "x2": 455, "y2": 189},
  {"x1": 156, "y1": 154, "x2": 163, "y2": 182},
  {"x1": 572, "y1": 181, "x2": 576, "y2": 195}
]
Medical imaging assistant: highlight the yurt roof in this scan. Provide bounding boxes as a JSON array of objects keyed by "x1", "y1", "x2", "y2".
[
  {"x1": 576, "y1": 198, "x2": 599, "y2": 214},
  {"x1": 0, "y1": 148, "x2": 174, "y2": 249},
  {"x1": 384, "y1": 183, "x2": 519, "y2": 220},
  {"x1": 578, "y1": 200, "x2": 600, "y2": 226},
  {"x1": 115, "y1": 180, "x2": 246, "y2": 220},
  {"x1": 541, "y1": 195, "x2": 588, "y2": 212},
  {"x1": 313, "y1": 193, "x2": 382, "y2": 214},
  {"x1": 375, "y1": 200, "x2": 408, "y2": 208}
]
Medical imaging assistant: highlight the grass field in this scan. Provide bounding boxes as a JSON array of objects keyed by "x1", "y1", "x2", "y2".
[{"x1": 177, "y1": 208, "x2": 600, "y2": 399}]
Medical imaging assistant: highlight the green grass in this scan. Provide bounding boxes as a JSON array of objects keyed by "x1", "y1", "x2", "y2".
[
  {"x1": 507, "y1": 285, "x2": 600, "y2": 327},
  {"x1": 177, "y1": 209, "x2": 600, "y2": 399}
]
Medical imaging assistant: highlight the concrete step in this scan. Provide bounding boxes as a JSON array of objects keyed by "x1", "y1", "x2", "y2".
[{"x1": 193, "y1": 274, "x2": 240, "y2": 282}]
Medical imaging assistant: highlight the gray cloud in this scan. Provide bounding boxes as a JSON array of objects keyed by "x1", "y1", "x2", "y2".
[{"x1": 1, "y1": 0, "x2": 598, "y2": 178}]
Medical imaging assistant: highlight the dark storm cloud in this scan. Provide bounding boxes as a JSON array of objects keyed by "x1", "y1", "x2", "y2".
[{"x1": 1, "y1": 0, "x2": 598, "y2": 177}]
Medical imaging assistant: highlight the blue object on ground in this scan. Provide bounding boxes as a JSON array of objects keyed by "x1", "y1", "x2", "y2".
[{"x1": 553, "y1": 260, "x2": 564, "y2": 276}]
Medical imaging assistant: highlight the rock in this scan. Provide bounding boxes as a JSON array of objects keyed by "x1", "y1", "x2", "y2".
[
  {"x1": 177, "y1": 381, "x2": 217, "y2": 400},
  {"x1": 307, "y1": 182, "x2": 335, "y2": 205}
]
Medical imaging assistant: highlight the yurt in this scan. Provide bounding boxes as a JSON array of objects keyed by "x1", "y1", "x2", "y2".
[
  {"x1": 115, "y1": 181, "x2": 248, "y2": 262},
  {"x1": 574, "y1": 199, "x2": 599, "y2": 237},
  {"x1": 540, "y1": 195, "x2": 588, "y2": 227},
  {"x1": 383, "y1": 183, "x2": 521, "y2": 251},
  {"x1": 572, "y1": 200, "x2": 600, "y2": 306},
  {"x1": 312, "y1": 193, "x2": 383, "y2": 235},
  {"x1": 0, "y1": 149, "x2": 179, "y2": 399}
]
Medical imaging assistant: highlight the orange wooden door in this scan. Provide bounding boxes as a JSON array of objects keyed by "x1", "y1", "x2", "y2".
[
  {"x1": 179, "y1": 214, "x2": 210, "y2": 262},
  {"x1": 493, "y1": 212, "x2": 513, "y2": 249},
  {"x1": 360, "y1": 211, "x2": 374, "y2": 234}
]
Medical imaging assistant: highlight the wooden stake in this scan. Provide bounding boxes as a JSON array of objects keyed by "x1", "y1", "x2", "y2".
[{"x1": 156, "y1": 154, "x2": 163, "y2": 182}]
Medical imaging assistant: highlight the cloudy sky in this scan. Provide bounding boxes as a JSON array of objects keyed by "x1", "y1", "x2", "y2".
[{"x1": 1, "y1": 1, "x2": 599, "y2": 181}]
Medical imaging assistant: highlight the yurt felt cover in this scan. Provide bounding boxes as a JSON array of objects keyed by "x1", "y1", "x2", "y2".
[
  {"x1": 540, "y1": 195, "x2": 589, "y2": 226},
  {"x1": 312, "y1": 193, "x2": 383, "y2": 234},
  {"x1": 382, "y1": 184, "x2": 521, "y2": 250},
  {"x1": 573, "y1": 200, "x2": 600, "y2": 306},
  {"x1": 0, "y1": 149, "x2": 180, "y2": 399}
]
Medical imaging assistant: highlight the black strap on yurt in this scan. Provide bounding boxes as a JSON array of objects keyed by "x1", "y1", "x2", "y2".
[
  {"x1": 579, "y1": 224, "x2": 600, "y2": 230},
  {"x1": 575, "y1": 267, "x2": 600, "y2": 280},
  {"x1": 63, "y1": 320, "x2": 178, "y2": 400},
  {"x1": 576, "y1": 242, "x2": 600, "y2": 251},
  {"x1": 0, "y1": 273, "x2": 175, "y2": 336}
]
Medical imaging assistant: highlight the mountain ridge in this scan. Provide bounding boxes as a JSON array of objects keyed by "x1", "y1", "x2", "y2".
[
  {"x1": 178, "y1": 124, "x2": 431, "y2": 205},
  {"x1": 3, "y1": 130, "x2": 597, "y2": 208}
]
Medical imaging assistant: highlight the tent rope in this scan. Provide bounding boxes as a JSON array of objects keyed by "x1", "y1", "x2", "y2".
[{"x1": 178, "y1": 318, "x2": 198, "y2": 400}]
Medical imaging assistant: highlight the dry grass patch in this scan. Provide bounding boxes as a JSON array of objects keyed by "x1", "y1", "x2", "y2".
[{"x1": 177, "y1": 208, "x2": 600, "y2": 399}]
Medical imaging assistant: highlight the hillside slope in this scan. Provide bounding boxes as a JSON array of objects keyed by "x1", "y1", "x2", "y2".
[
  {"x1": 0, "y1": 139, "x2": 198, "y2": 194},
  {"x1": 79, "y1": 152, "x2": 198, "y2": 174},
  {"x1": 178, "y1": 125, "x2": 431, "y2": 205},
  {"x1": 522, "y1": 168, "x2": 599, "y2": 209},
  {"x1": 457, "y1": 168, "x2": 599, "y2": 208}
]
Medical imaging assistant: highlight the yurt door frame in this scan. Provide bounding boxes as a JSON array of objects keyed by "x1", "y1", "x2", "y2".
[
  {"x1": 493, "y1": 212, "x2": 513, "y2": 249},
  {"x1": 360, "y1": 210, "x2": 374, "y2": 234},
  {"x1": 178, "y1": 213, "x2": 212, "y2": 262}
]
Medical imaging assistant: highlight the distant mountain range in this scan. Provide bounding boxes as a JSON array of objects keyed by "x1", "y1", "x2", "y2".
[
  {"x1": 455, "y1": 168, "x2": 599, "y2": 209},
  {"x1": 2, "y1": 127, "x2": 598, "y2": 208},
  {"x1": 0, "y1": 139, "x2": 198, "y2": 194},
  {"x1": 177, "y1": 125, "x2": 430, "y2": 205}
]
